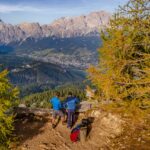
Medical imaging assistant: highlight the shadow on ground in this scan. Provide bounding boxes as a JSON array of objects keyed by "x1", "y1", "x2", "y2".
[{"x1": 14, "y1": 114, "x2": 50, "y2": 146}]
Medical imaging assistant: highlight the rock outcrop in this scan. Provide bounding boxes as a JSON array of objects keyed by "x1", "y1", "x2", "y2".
[{"x1": 0, "y1": 21, "x2": 24, "y2": 43}]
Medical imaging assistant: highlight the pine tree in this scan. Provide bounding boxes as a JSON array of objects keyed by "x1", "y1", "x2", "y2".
[
  {"x1": 88, "y1": 0, "x2": 150, "y2": 113},
  {"x1": 0, "y1": 70, "x2": 19, "y2": 147}
]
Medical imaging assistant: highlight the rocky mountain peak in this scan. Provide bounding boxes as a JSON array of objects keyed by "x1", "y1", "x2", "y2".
[
  {"x1": 18, "y1": 22, "x2": 43, "y2": 38},
  {"x1": 49, "y1": 11, "x2": 111, "y2": 37}
]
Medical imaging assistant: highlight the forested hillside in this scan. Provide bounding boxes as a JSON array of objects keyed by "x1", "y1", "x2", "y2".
[
  {"x1": 23, "y1": 84, "x2": 86, "y2": 108},
  {"x1": 0, "y1": 55, "x2": 86, "y2": 96}
]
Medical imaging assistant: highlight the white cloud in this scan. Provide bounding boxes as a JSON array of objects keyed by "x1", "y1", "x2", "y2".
[
  {"x1": 0, "y1": 4, "x2": 84, "y2": 15},
  {"x1": 0, "y1": 4, "x2": 43, "y2": 13}
]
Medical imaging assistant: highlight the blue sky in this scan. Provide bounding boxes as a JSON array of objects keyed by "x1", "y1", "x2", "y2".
[{"x1": 0, "y1": 0, "x2": 128, "y2": 24}]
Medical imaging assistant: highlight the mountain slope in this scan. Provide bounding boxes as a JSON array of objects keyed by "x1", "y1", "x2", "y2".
[{"x1": 0, "y1": 55, "x2": 85, "y2": 96}]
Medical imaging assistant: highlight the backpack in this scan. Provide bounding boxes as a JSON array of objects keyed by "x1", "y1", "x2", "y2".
[
  {"x1": 70, "y1": 125, "x2": 81, "y2": 142},
  {"x1": 70, "y1": 118, "x2": 92, "y2": 142}
]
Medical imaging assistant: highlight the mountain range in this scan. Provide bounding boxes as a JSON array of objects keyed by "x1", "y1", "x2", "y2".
[{"x1": 0, "y1": 11, "x2": 110, "y2": 44}]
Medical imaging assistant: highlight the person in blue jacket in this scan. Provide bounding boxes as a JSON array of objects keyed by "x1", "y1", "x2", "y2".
[
  {"x1": 64, "y1": 92, "x2": 80, "y2": 128},
  {"x1": 50, "y1": 91, "x2": 65, "y2": 128}
]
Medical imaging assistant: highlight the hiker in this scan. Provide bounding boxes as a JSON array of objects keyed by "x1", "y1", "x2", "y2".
[
  {"x1": 49, "y1": 91, "x2": 65, "y2": 128},
  {"x1": 64, "y1": 92, "x2": 80, "y2": 128}
]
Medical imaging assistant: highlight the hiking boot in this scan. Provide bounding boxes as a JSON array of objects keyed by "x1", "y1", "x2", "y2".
[{"x1": 52, "y1": 124, "x2": 56, "y2": 129}]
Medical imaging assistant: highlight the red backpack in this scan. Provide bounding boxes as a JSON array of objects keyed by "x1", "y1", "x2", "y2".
[
  {"x1": 70, "y1": 126, "x2": 80, "y2": 142},
  {"x1": 70, "y1": 118, "x2": 91, "y2": 142}
]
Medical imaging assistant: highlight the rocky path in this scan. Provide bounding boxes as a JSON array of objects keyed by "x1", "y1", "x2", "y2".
[
  {"x1": 15, "y1": 118, "x2": 71, "y2": 150},
  {"x1": 14, "y1": 111, "x2": 114, "y2": 150},
  {"x1": 15, "y1": 118, "x2": 103, "y2": 150},
  {"x1": 13, "y1": 110, "x2": 150, "y2": 150}
]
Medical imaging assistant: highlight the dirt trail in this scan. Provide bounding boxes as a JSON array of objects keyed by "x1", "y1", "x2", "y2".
[
  {"x1": 14, "y1": 116, "x2": 101, "y2": 150},
  {"x1": 13, "y1": 110, "x2": 150, "y2": 150}
]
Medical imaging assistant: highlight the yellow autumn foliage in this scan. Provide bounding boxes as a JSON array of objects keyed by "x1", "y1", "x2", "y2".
[
  {"x1": 0, "y1": 70, "x2": 19, "y2": 148},
  {"x1": 87, "y1": 0, "x2": 150, "y2": 116}
]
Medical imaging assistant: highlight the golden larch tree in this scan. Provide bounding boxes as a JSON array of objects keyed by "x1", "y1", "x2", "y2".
[{"x1": 88, "y1": 0, "x2": 150, "y2": 111}]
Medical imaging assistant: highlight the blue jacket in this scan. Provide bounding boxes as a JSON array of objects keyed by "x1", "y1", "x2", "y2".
[
  {"x1": 63, "y1": 96, "x2": 80, "y2": 110},
  {"x1": 50, "y1": 96, "x2": 62, "y2": 110}
]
